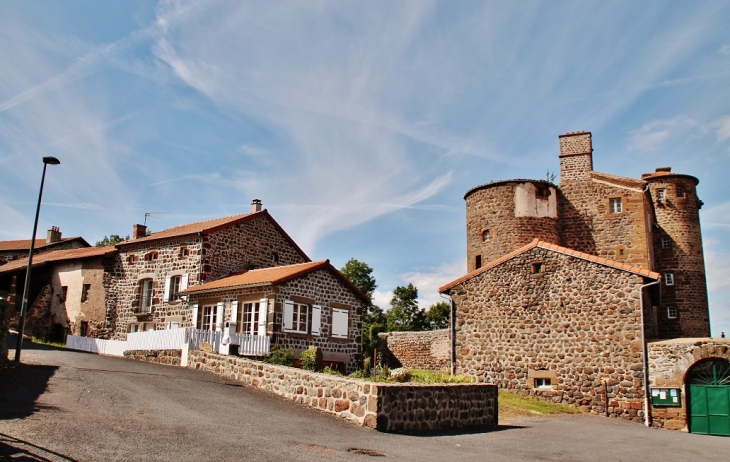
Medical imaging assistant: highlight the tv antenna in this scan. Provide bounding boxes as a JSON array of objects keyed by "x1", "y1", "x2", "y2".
[{"x1": 144, "y1": 211, "x2": 167, "y2": 226}]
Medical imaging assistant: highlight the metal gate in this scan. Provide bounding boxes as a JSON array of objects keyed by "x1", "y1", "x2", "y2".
[{"x1": 687, "y1": 359, "x2": 730, "y2": 436}]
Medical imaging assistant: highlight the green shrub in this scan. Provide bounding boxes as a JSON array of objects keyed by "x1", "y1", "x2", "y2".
[
  {"x1": 264, "y1": 346, "x2": 295, "y2": 366},
  {"x1": 408, "y1": 369, "x2": 474, "y2": 383},
  {"x1": 322, "y1": 366, "x2": 342, "y2": 376},
  {"x1": 300, "y1": 348, "x2": 319, "y2": 371}
]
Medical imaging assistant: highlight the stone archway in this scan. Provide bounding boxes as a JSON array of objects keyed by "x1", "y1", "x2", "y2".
[{"x1": 686, "y1": 358, "x2": 730, "y2": 436}]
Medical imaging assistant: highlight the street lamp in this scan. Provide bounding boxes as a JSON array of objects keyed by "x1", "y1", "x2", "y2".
[{"x1": 15, "y1": 156, "x2": 60, "y2": 362}]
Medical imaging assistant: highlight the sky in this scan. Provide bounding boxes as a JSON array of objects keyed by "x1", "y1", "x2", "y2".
[{"x1": 1, "y1": 1, "x2": 729, "y2": 335}]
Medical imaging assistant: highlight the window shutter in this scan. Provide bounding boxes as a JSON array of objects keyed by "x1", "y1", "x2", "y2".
[
  {"x1": 180, "y1": 274, "x2": 189, "y2": 292},
  {"x1": 283, "y1": 301, "x2": 294, "y2": 332},
  {"x1": 230, "y1": 301, "x2": 238, "y2": 323},
  {"x1": 258, "y1": 298, "x2": 268, "y2": 336},
  {"x1": 332, "y1": 308, "x2": 349, "y2": 339},
  {"x1": 191, "y1": 304, "x2": 198, "y2": 329},
  {"x1": 311, "y1": 305, "x2": 321, "y2": 336},
  {"x1": 215, "y1": 302, "x2": 224, "y2": 331},
  {"x1": 163, "y1": 275, "x2": 171, "y2": 302}
]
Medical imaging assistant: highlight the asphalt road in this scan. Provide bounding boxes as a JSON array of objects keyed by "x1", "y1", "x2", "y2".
[{"x1": 2, "y1": 338, "x2": 729, "y2": 461}]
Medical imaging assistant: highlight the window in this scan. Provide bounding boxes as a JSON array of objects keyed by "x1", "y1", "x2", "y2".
[
  {"x1": 164, "y1": 274, "x2": 188, "y2": 302},
  {"x1": 475, "y1": 255, "x2": 482, "y2": 269},
  {"x1": 179, "y1": 246, "x2": 189, "y2": 258},
  {"x1": 482, "y1": 229, "x2": 490, "y2": 242},
  {"x1": 283, "y1": 301, "x2": 317, "y2": 335},
  {"x1": 81, "y1": 284, "x2": 90, "y2": 302},
  {"x1": 531, "y1": 263, "x2": 544, "y2": 274},
  {"x1": 676, "y1": 186, "x2": 684, "y2": 198},
  {"x1": 240, "y1": 301, "x2": 261, "y2": 335},
  {"x1": 667, "y1": 306, "x2": 677, "y2": 319},
  {"x1": 661, "y1": 237, "x2": 672, "y2": 249},
  {"x1": 292, "y1": 303, "x2": 308, "y2": 333},
  {"x1": 619, "y1": 249, "x2": 625, "y2": 256},
  {"x1": 271, "y1": 251, "x2": 279, "y2": 263},
  {"x1": 80, "y1": 321, "x2": 88, "y2": 337},
  {"x1": 201, "y1": 305, "x2": 217, "y2": 331},
  {"x1": 535, "y1": 378, "x2": 551, "y2": 388},
  {"x1": 657, "y1": 189, "x2": 665, "y2": 201},
  {"x1": 665, "y1": 273, "x2": 675, "y2": 286},
  {"x1": 139, "y1": 279, "x2": 153, "y2": 312},
  {"x1": 332, "y1": 308, "x2": 349, "y2": 339},
  {"x1": 609, "y1": 197, "x2": 622, "y2": 213},
  {"x1": 144, "y1": 251, "x2": 158, "y2": 261},
  {"x1": 59, "y1": 286, "x2": 68, "y2": 302},
  {"x1": 127, "y1": 255, "x2": 137, "y2": 264},
  {"x1": 129, "y1": 323, "x2": 141, "y2": 333}
]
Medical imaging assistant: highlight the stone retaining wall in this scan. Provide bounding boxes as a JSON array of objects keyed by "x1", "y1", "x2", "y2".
[
  {"x1": 124, "y1": 349, "x2": 182, "y2": 366},
  {"x1": 378, "y1": 330, "x2": 450, "y2": 372},
  {"x1": 187, "y1": 350, "x2": 497, "y2": 433}
]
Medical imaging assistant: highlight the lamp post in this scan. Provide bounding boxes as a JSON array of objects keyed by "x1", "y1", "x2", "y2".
[{"x1": 15, "y1": 156, "x2": 60, "y2": 362}]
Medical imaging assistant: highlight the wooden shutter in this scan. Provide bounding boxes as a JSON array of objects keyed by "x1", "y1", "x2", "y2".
[
  {"x1": 180, "y1": 274, "x2": 189, "y2": 292},
  {"x1": 283, "y1": 301, "x2": 294, "y2": 332},
  {"x1": 191, "y1": 304, "x2": 199, "y2": 329},
  {"x1": 230, "y1": 301, "x2": 238, "y2": 324},
  {"x1": 163, "y1": 275, "x2": 171, "y2": 302},
  {"x1": 332, "y1": 308, "x2": 348, "y2": 339},
  {"x1": 215, "y1": 302, "x2": 224, "y2": 331},
  {"x1": 311, "y1": 305, "x2": 321, "y2": 336},
  {"x1": 258, "y1": 298, "x2": 268, "y2": 336}
]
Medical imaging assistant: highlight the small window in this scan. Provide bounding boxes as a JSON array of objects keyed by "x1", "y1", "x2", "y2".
[
  {"x1": 59, "y1": 286, "x2": 68, "y2": 302},
  {"x1": 667, "y1": 306, "x2": 677, "y2": 319},
  {"x1": 535, "y1": 378, "x2": 551, "y2": 388},
  {"x1": 665, "y1": 273, "x2": 675, "y2": 286},
  {"x1": 127, "y1": 254, "x2": 137, "y2": 264},
  {"x1": 179, "y1": 247, "x2": 189, "y2": 258},
  {"x1": 619, "y1": 249, "x2": 625, "y2": 256},
  {"x1": 81, "y1": 284, "x2": 91, "y2": 302},
  {"x1": 144, "y1": 251, "x2": 159, "y2": 261},
  {"x1": 609, "y1": 198, "x2": 623, "y2": 214},
  {"x1": 169, "y1": 275, "x2": 182, "y2": 301},
  {"x1": 657, "y1": 189, "x2": 665, "y2": 201},
  {"x1": 129, "y1": 323, "x2": 141, "y2": 333},
  {"x1": 332, "y1": 308, "x2": 349, "y2": 339},
  {"x1": 139, "y1": 279, "x2": 153, "y2": 312},
  {"x1": 531, "y1": 263, "x2": 543, "y2": 274},
  {"x1": 283, "y1": 302, "x2": 310, "y2": 334},
  {"x1": 80, "y1": 321, "x2": 89, "y2": 337},
  {"x1": 535, "y1": 186, "x2": 551, "y2": 198},
  {"x1": 676, "y1": 186, "x2": 684, "y2": 198},
  {"x1": 482, "y1": 229, "x2": 490, "y2": 242},
  {"x1": 475, "y1": 255, "x2": 482, "y2": 269},
  {"x1": 661, "y1": 237, "x2": 672, "y2": 249},
  {"x1": 271, "y1": 251, "x2": 279, "y2": 263}
]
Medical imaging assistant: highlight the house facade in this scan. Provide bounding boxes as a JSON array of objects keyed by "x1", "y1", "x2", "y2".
[
  {"x1": 181, "y1": 260, "x2": 366, "y2": 373},
  {"x1": 0, "y1": 226, "x2": 89, "y2": 265}
]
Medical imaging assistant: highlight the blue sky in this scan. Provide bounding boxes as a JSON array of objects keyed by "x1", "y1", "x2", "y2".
[{"x1": 2, "y1": 1, "x2": 729, "y2": 335}]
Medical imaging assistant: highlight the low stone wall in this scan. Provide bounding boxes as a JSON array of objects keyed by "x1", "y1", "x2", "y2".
[
  {"x1": 124, "y1": 349, "x2": 182, "y2": 366},
  {"x1": 378, "y1": 329, "x2": 449, "y2": 372},
  {"x1": 187, "y1": 350, "x2": 497, "y2": 432}
]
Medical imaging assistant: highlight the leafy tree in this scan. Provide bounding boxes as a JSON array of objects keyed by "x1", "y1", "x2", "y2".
[
  {"x1": 340, "y1": 258, "x2": 382, "y2": 359},
  {"x1": 95, "y1": 234, "x2": 129, "y2": 247},
  {"x1": 340, "y1": 258, "x2": 376, "y2": 297},
  {"x1": 425, "y1": 301, "x2": 450, "y2": 330},
  {"x1": 386, "y1": 283, "x2": 426, "y2": 332}
]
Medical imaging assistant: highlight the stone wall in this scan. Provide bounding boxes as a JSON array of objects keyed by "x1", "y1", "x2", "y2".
[
  {"x1": 124, "y1": 349, "x2": 182, "y2": 366},
  {"x1": 187, "y1": 350, "x2": 497, "y2": 433},
  {"x1": 378, "y1": 330, "x2": 449, "y2": 372},
  {"x1": 0, "y1": 291, "x2": 9, "y2": 362},
  {"x1": 449, "y1": 246, "x2": 649, "y2": 421},
  {"x1": 648, "y1": 338, "x2": 730, "y2": 430}
]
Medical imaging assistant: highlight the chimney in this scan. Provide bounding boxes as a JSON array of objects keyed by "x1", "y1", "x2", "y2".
[
  {"x1": 558, "y1": 131, "x2": 593, "y2": 182},
  {"x1": 251, "y1": 199, "x2": 263, "y2": 213},
  {"x1": 46, "y1": 226, "x2": 62, "y2": 244},
  {"x1": 132, "y1": 224, "x2": 147, "y2": 239}
]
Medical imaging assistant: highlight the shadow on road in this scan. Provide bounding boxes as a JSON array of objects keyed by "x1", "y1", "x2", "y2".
[
  {"x1": 1, "y1": 335, "x2": 59, "y2": 420},
  {"x1": 401, "y1": 423, "x2": 528, "y2": 437},
  {"x1": 0, "y1": 432, "x2": 77, "y2": 461}
]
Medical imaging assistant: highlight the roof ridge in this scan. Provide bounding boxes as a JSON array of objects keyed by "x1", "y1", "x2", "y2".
[
  {"x1": 149, "y1": 212, "x2": 251, "y2": 234},
  {"x1": 534, "y1": 240, "x2": 659, "y2": 278}
]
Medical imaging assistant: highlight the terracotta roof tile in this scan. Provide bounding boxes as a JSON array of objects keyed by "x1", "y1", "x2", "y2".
[
  {"x1": 590, "y1": 172, "x2": 645, "y2": 191},
  {"x1": 641, "y1": 171, "x2": 699, "y2": 184},
  {"x1": 439, "y1": 240, "x2": 660, "y2": 293},
  {"x1": 0, "y1": 246, "x2": 117, "y2": 274},
  {"x1": 0, "y1": 236, "x2": 89, "y2": 252}
]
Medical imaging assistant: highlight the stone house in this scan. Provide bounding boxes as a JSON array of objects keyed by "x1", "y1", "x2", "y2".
[
  {"x1": 106, "y1": 200, "x2": 310, "y2": 338},
  {"x1": 181, "y1": 259, "x2": 367, "y2": 373},
  {"x1": 435, "y1": 130, "x2": 724, "y2": 433},
  {"x1": 0, "y1": 226, "x2": 89, "y2": 265},
  {"x1": 0, "y1": 246, "x2": 117, "y2": 341}
]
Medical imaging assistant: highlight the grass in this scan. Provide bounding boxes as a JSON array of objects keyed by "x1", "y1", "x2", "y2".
[
  {"x1": 31, "y1": 337, "x2": 66, "y2": 348},
  {"x1": 408, "y1": 369, "x2": 475, "y2": 384},
  {"x1": 498, "y1": 389, "x2": 579, "y2": 423}
]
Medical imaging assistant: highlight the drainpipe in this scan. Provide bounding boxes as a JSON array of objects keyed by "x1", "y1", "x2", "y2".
[
  {"x1": 640, "y1": 279, "x2": 660, "y2": 427},
  {"x1": 440, "y1": 293, "x2": 454, "y2": 376}
]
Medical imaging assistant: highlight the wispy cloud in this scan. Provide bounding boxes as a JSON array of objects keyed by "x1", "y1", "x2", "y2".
[{"x1": 400, "y1": 259, "x2": 466, "y2": 309}]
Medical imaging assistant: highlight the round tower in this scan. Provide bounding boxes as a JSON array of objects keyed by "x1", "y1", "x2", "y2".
[
  {"x1": 642, "y1": 168, "x2": 709, "y2": 338},
  {"x1": 465, "y1": 179, "x2": 559, "y2": 273}
]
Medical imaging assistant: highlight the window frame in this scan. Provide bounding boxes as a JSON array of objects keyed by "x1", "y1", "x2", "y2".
[
  {"x1": 283, "y1": 302, "x2": 310, "y2": 334},
  {"x1": 609, "y1": 197, "x2": 623, "y2": 214},
  {"x1": 661, "y1": 237, "x2": 672, "y2": 249},
  {"x1": 59, "y1": 286, "x2": 68, "y2": 302},
  {"x1": 667, "y1": 306, "x2": 678, "y2": 319},
  {"x1": 201, "y1": 304, "x2": 217, "y2": 331},
  {"x1": 139, "y1": 279, "x2": 153, "y2": 313},
  {"x1": 657, "y1": 189, "x2": 665, "y2": 201},
  {"x1": 535, "y1": 377, "x2": 552, "y2": 388},
  {"x1": 676, "y1": 186, "x2": 685, "y2": 198},
  {"x1": 665, "y1": 273, "x2": 675, "y2": 286},
  {"x1": 475, "y1": 255, "x2": 482, "y2": 269},
  {"x1": 81, "y1": 283, "x2": 91, "y2": 302},
  {"x1": 482, "y1": 229, "x2": 490, "y2": 242}
]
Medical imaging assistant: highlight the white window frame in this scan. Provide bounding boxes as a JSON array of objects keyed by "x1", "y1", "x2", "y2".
[
  {"x1": 665, "y1": 273, "x2": 675, "y2": 286},
  {"x1": 201, "y1": 304, "x2": 216, "y2": 331},
  {"x1": 535, "y1": 378, "x2": 552, "y2": 389},
  {"x1": 667, "y1": 306, "x2": 677, "y2": 319},
  {"x1": 139, "y1": 279, "x2": 153, "y2": 313},
  {"x1": 283, "y1": 301, "x2": 309, "y2": 334},
  {"x1": 164, "y1": 274, "x2": 189, "y2": 302},
  {"x1": 239, "y1": 301, "x2": 261, "y2": 336},
  {"x1": 657, "y1": 189, "x2": 665, "y2": 201},
  {"x1": 661, "y1": 237, "x2": 671, "y2": 249},
  {"x1": 609, "y1": 197, "x2": 622, "y2": 214},
  {"x1": 331, "y1": 308, "x2": 349, "y2": 339}
]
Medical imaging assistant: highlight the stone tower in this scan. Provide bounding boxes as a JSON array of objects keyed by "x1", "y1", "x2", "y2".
[
  {"x1": 464, "y1": 179, "x2": 559, "y2": 272},
  {"x1": 643, "y1": 168, "x2": 710, "y2": 338}
]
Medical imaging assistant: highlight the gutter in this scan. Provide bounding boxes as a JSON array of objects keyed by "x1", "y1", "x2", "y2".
[{"x1": 640, "y1": 278, "x2": 660, "y2": 427}]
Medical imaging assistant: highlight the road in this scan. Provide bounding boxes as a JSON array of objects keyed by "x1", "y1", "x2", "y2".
[{"x1": 2, "y1": 338, "x2": 729, "y2": 461}]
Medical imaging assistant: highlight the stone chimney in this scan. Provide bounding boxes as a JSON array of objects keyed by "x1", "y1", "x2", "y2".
[
  {"x1": 132, "y1": 224, "x2": 147, "y2": 239},
  {"x1": 558, "y1": 131, "x2": 593, "y2": 181},
  {"x1": 251, "y1": 199, "x2": 263, "y2": 213},
  {"x1": 46, "y1": 226, "x2": 62, "y2": 244}
]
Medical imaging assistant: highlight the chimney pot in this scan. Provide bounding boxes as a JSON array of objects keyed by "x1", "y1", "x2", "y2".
[
  {"x1": 46, "y1": 226, "x2": 62, "y2": 244},
  {"x1": 132, "y1": 224, "x2": 147, "y2": 239},
  {"x1": 251, "y1": 199, "x2": 263, "y2": 213}
]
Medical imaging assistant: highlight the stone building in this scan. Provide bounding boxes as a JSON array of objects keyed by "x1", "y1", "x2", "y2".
[
  {"x1": 181, "y1": 260, "x2": 367, "y2": 373},
  {"x1": 0, "y1": 226, "x2": 89, "y2": 265},
  {"x1": 437, "y1": 131, "x2": 725, "y2": 434},
  {"x1": 106, "y1": 200, "x2": 310, "y2": 338}
]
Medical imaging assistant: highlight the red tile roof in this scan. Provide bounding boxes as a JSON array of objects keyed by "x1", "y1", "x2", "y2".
[
  {"x1": 641, "y1": 171, "x2": 699, "y2": 184},
  {"x1": 0, "y1": 246, "x2": 117, "y2": 274},
  {"x1": 181, "y1": 260, "x2": 370, "y2": 303},
  {"x1": 0, "y1": 236, "x2": 89, "y2": 252},
  {"x1": 590, "y1": 172, "x2": 645, "y2": 191},
  {"x1": 439, "y1": 239, "x2": 660, "y2": 293}
]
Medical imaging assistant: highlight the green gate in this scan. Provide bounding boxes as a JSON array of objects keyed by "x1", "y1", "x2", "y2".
[{"x1": 687, "y1": 359, "x2": 730, "y2": 436}]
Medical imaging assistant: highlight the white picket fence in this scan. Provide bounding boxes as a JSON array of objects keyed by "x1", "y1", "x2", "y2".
[{"x1": 66, "y1": 327, "x2": 270, "y2": 357}]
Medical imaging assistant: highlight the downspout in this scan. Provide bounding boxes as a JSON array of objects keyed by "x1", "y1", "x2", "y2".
[
  {"x1": 640, "y1": 279, "x2": 660, "y2": 427},
  {"x1": 440, "y1": 292, "x2": 454, "y2": 376}
]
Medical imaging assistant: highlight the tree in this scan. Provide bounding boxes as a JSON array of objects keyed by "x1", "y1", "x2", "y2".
[
  {"x1": 340, "y1": 258, "x2": 376, "y2": 298},
  {"x1": 386, "y1": 283, "x2": 426, "y2": 332},
  {"x1": 340, "y1": 258, "x2": 382, "y2": 359},
  {"x1": 425, "y1": 301, "x2": 450, "y2": 330},
  {"x1": 95, "y1": 234, "x2": 129, "y2": 247}
]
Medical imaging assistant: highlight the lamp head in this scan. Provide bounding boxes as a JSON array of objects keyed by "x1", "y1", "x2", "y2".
[{"x1": 43, "y1": 156, "x2": 61, "y2": 165}]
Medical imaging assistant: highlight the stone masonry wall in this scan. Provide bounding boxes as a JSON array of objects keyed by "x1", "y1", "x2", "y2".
[
  {"x1": 648, "y1": 338, "x2": 730, "y2": 430},
  {"x1": 187, "y1": 350, "x2": 497, "y2": 433},
  {"x1": 450, "y1": 246, "x2": 648, "y2": 421},
  {"x1": 378, "y1": 330, "x2": 449, "y2": 372},
  {"x1": 124, "y1": 349, "x2": 182, "y2": 366}
]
